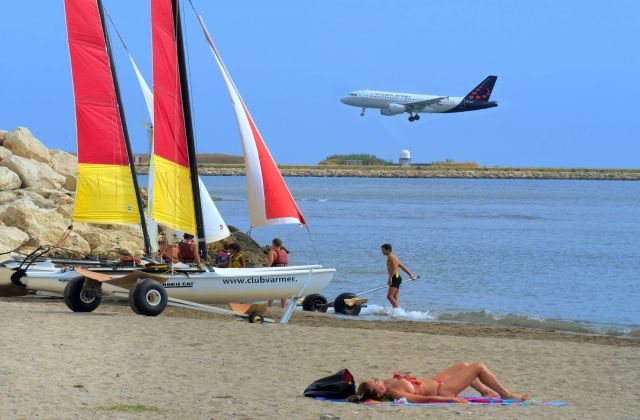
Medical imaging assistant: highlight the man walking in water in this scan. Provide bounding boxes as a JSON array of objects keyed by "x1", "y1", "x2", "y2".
[{"x1": 381, "y1": 243, "x2": 416, "y2": 308}]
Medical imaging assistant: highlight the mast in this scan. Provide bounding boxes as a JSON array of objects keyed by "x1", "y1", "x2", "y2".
[
  {"x1": 97, "y1": 0, "x2": 152, "y2": 256},
  {"x1": 173, "y1": 0, "x2": 207, "y2": 260}
]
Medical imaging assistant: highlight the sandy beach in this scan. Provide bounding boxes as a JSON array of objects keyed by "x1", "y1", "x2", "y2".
[{"x1": 1, "y1": 297, "x2": 638, "y2": 419}]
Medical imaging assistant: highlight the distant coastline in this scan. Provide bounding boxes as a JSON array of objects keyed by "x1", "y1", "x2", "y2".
[{"x1": 135, "y1": 164, "x2": 640, "y2": 181}]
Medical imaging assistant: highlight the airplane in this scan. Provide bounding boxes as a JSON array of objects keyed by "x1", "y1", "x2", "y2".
[{"x1": 340, "y1": 75, "x2": 498, "y2": 122}]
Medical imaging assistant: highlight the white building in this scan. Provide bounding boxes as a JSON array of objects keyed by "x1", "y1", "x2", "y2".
[{"x1": 399, "y1": 149, "x2": 411, "y2": 166}]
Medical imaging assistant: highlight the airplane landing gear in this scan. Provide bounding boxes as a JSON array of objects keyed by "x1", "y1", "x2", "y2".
[
  {"x1": 408, "y1": 113, "x2": 421, "y2": 122},
  {"x1": 360, "y1": 107, "x2": 365, "y2": 117}
]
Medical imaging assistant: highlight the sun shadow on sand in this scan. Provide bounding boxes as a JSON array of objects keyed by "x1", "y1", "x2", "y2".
[{"x1": 35, "y1": 310, "x2": 123, "y2": 317}]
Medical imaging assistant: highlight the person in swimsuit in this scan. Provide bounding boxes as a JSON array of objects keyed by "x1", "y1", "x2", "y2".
[
  {"x1": 381, "y1": 243, "x2": 416, "y2": 308},
  {"x1": 178, "y1": 233, "x2": 201, "y2": 265},
  {"x1": 227, "y1": 243, "x2": 245, "y2": 268},
  {"x1": 350, "y1": 361, "x2": 528, "y2": 404},
  {"x1": 267, "y1": 238, "x2": 289, "y2": 308},
  {"x1": 155, "y1": 235, "x2": 179, "y2": 263}
]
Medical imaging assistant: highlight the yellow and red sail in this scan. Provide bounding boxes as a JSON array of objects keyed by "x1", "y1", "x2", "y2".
[
  {"x1": 64, "y1": 0, "x2": 139, "y2": 224},
  {"x1": 150, "y1": 0, "x2": 196, "y2": 234}
]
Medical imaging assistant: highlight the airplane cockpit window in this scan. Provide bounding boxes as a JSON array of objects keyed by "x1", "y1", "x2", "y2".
[{"x1": 349, "y1": 93, "x2": 357, "y2": 96}]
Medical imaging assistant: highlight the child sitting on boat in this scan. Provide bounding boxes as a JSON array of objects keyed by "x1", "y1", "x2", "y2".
[{"x1": 227, "y1": 243, "x2": 246, "y2": 268}]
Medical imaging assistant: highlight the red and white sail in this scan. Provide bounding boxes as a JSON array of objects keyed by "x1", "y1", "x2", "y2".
[
  {"x1": 108, "y1": 9, "x2": 229, "y2": 245},
  {"x1": 193, "y1": 14, "x2": 305, "y2": 228}
]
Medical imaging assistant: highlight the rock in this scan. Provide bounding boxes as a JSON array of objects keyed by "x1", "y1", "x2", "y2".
[
  {"x1": 73, "y1": 222, "x2": 144, "y2": 259},
  {"x1": 2, "y1": 127, "x2": 50, "y2": 163},
  {"x1": 0, "y1": 225, "x2": 29, "y2": 254},
  {"x1": 206, "y1": 226, "x2": 267, "y2": 267},
  {"x1": 0, "y1": 167, "x2": 21, "y2": 190},
  {"x1": 0, "y1": 145, "x2": 12, "y2": 161},
  {"x1": 50, "y1": 150, "x2": 78, "y2": 191},
  {"x1": 0, "y1": 130, "x2": 8, "y2": 145},
  {"x1": 0, "y1": 155, "x2": 65, "y2": 190},
  {"x1": 0, "y1": 205, "x2": 89, "y2": 257},
  {"x1": 0, "y1": 191, "x2": 18, "y2": 206}
]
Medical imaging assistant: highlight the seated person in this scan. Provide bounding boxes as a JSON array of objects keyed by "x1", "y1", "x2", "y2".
[
  {"x1": 227, "y1": 243, "x2": 245, "y2": 268},
  {"x1": 178, "y1": 233, "x2": 201, "y2": 265},
  {"x1": 155, "y1": 236, "x2": 179, "y2": 263},
  {"x1": 350, "y1": 361, "x2": 528, "y2": 404},
  {"x1": 216, "y1": 241, "x2": 231, "y2": 268}
]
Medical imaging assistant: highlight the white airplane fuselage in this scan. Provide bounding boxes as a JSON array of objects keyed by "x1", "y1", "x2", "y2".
[
  {"x1": 341, "y1": 91, "x2": 468, "y2": 113},
  {"x1": 340, "y1": 75, "x2": 498, "y2": 122}
]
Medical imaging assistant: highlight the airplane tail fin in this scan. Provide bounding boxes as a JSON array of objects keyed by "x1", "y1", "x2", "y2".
[{"x1": 464, "y1": 75, "x2": 497, "y2": 101}]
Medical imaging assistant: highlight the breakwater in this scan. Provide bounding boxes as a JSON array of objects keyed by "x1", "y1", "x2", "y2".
[{"x1": 135, "y1": 165, "x2": 640, "y2": 181}]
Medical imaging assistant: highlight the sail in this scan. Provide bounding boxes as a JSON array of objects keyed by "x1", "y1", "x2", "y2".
[
  {"x1": 198, "y1": 178, "x2": 230, "y2": 242},
  {"x1": 151, "y1": 0, "x2": 196, "y2": 234},
  {"x1": 64, "y1": 0, "x2": 140, "y2": 225},
  {"x1": 128, "y1": 0, "x2": 228, "y2": 244},
  {"x1": 192, "y1": 13, "x2": 306, "y2": 228},
  {"x1": 105, "y1": 15, "x2": 160, "y2": 250}
]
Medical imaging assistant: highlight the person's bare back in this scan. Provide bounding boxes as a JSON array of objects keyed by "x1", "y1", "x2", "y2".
[{"x1": 387, "y1": 253, "x2": 399, "y2": 279}]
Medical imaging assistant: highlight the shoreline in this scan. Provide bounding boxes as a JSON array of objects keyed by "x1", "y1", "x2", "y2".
[
  {"x1": 5, "y1": 296, "x2": 639, "y2": 347},
  {"x1": 135, "y1": 165, "x2": 640, "y2": 181}
]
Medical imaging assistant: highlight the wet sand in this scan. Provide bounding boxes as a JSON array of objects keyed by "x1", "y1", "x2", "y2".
[{"x1": 1, "y1": 297, "x2": 638, "y2": 419}]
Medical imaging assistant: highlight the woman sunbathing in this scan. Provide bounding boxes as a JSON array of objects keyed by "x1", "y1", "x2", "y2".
[{"x1": 351, "y1": 361, "x2": 528, "y2": 404}]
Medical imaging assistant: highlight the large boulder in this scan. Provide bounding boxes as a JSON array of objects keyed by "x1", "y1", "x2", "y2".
[
  {"x1": 0, "y1": 167, "x2": 21, "y2": 190},
  {"x1": 73, "y1": 222, "x2": 145, "y2": 259},
  {"x1": 0, "y1": 225, "x2": 29, "y2": 254},
  {"x1": 206, "y1": 226, "x2": 268, "y2": 267},
  {"x1": 0, "y1": 155, "x2": 65, "y2": 190},
  {"x1": 3, "y1": 127, "x2": 50, "y2": 163},
  {"x1": 49, "y1": 150, "x2": 78, "y2": 191},
  {"x1": 0, "y1": 130, "x2": 8, "y2": 145},
  {"x1": 0, "y1": 145, "x2": 11, "y2": 161},
  {"x1": 0, "y1": 204, "x2": 89, "y2": 257}
]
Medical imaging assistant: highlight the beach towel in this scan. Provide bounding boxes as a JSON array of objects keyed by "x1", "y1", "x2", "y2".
[{"x1": 316, "y1": 395, "x2": 567, "y2": 406}]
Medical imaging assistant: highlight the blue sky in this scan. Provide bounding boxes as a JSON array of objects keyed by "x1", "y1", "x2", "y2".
[{"x1": 1, "y1": 1, "x2": 638, "y2": 168}]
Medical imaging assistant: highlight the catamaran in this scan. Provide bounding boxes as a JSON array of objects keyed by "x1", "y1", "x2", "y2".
[{"x1": 0, "y1": 0, "x2": 334, "y2": 319}]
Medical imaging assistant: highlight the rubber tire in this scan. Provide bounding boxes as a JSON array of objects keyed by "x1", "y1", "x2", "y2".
[
  {"x1": 333, "y1": 292, "x2": 361, "y2": 316},
  {"x1": 247, "y1": 312, "x2": 264, "y2": 324},
  {"x1": 128, "y1": 278, "x2": 167, "y2": 317},
  {"x1": 63, "y1": 277, "x2": 102, "y2": 313},
  {"x1": 302, "y1": 293, "x2": 328, "y2": 312}
]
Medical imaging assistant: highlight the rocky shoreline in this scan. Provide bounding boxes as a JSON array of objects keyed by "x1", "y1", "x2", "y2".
[
  {"x1": 0, "y1": 127, "x2": 266, "y2": 267},
  {"x1": 136, "y1": 165, "x2": 640, "y2": 181}
]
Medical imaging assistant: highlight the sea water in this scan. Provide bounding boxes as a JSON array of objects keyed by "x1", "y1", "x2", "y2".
[{"x1": 192, "y1": 176, "x2": 639, "y2": 336}]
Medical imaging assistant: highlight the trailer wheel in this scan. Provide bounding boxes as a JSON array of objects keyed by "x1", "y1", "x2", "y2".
[
  {"x1": 247, "y1": 312, "x2": 264, "y2": 324},
  {"x1": 302, "y1": 293, "x2": 328, "y2": 312},
  {"x1": 63, "y1": 277, "x2": 102, "y2": 313},
  {"x1": 128, "y1": 279, "x2": 167, "y2": 317},
  {"x1": 334, "y1": 292, "x2": 361, "y2": 316}
]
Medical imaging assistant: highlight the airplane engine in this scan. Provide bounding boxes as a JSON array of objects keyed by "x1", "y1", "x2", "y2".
[{"x1": 380, "y1": 103, "x2": 406, "y2": 116}]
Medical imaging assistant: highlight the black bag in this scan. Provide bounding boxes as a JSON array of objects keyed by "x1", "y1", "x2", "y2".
[{"x1": 304, "y1": 369, "x2": 356, "y2": 399}]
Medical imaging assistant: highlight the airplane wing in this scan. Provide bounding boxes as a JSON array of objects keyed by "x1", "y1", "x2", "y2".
[{"x1": 405, "y1": 96, "x2": 449, "y2": 110}]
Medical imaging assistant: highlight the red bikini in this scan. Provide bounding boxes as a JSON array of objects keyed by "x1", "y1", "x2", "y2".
[{"x1": 393, "y1": 371, "x2": 443, "y2": 395}]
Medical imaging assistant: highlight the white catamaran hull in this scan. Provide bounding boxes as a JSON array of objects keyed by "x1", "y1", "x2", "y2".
[{"x1": 0, "y1": 264, "x2": 334, "y2": 304}]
